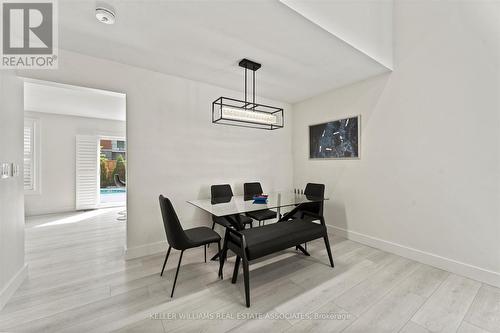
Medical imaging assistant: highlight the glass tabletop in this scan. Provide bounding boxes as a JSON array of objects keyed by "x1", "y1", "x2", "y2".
[{"x1": 187, "y1": 191, "x2": 328, "y2": 217}]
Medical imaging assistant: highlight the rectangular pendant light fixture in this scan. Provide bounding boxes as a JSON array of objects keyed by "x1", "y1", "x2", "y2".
[
  {"x1": 221, "y1": 106, "x2": 278, "y2": 125},
  {"x1": 212, "y1": 59, "x2": 284, "y2": 130}
]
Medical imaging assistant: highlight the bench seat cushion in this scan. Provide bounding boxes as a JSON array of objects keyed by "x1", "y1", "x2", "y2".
[{"x1": 239, "y1": 219, "x2": 326, "y2": 260}]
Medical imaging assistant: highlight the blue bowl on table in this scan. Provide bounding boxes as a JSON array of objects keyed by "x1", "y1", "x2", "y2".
[{"x1": 252, "y1": 195, "x2": 268, "y2": 204}]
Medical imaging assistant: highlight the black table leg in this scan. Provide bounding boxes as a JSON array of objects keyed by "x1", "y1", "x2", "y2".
[
  {"x1": 211, "y1": 215, "x2": 244, "y2": 261},
  {"x1": 296, "y1": 244, "x2": 311, "y2": 256}
]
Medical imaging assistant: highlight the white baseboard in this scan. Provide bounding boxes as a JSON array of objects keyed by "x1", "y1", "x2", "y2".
[
  {"x1": 329, "y1": 224, "x2": 500, "y2": 288},
  {"x1": 0, "y1": 264, "x2": 28, "y2": 311},
  {"x1": 124, "y1": 241, "x2": 167, "y2": 260},
  {"x1": 123, "y1": 224, "x2": 500, "y2": 288}
]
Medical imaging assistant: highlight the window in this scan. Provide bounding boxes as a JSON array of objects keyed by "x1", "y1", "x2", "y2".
[{"x1": 24, "y1": 118, "x2": 39, "y2": 193}]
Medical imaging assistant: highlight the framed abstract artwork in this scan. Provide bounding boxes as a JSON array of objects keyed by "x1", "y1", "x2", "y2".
[{"x1": 309, "y1": 116, "x2": 360, "y2": 159}]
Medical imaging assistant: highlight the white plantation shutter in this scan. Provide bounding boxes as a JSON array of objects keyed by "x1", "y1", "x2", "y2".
[
  {"x1": 76, "y1": 135, "x2": 99, "y2": 210},
  {"x1": 24, "y1": 119, "x2": 35, "y2": 191}
]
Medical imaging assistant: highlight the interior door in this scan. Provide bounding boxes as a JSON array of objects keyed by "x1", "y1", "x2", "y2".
[{"x1": 75, "y1": 135, "x2": 99, "y2": 210}]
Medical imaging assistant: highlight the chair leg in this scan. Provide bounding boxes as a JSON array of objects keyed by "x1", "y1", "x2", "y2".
[
  {"x1": 160, "y1": 246, "x2": 171, "y2": 276},
  {"x1": 242, "y1": 258, "x2": 250, "y2": 307},
  {"x1": 323, "y1": 236, "x2": 334, "y2": 268},
  {"x1": 217, "y1": 241, "x2": 223, "y2": 279},
  {"x1": 204, "y1": 245, "x2": 207, "y2": 263},
  {"x1": 171, "y1": 250, "x2": 184, "y2": 298},
  {"x1": 232, "y1": 256, "x2": 241, "y2": 284}
]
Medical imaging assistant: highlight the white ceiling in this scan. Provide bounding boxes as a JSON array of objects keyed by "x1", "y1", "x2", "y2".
[
  {"x1": 24, "y1": 79, "x2": 126, "y2": 121},
  {"x1": 57, "y1": 0, "x2": 391, "y2": 103},
  {"x1": 280, "y1": 0, "x2": 393, "y2": 69}
]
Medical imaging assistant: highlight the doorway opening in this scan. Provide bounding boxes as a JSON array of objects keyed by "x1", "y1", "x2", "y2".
[
  {"x1": 99, "y1": 137, "x2": 127, "y2": 207},
  {"x1": 23, "y1": 78, "x2": 127, "y2": 225}
]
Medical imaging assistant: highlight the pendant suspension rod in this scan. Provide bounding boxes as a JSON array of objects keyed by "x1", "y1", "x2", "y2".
[
  {"x1": 238, "y1": 58, "x2": 261, "y2": 109},
  {"x1": 253, "y1": 70, "x2": 255, "y2": 107},
  {"x1": 244, "y1": 67, "x2": 247, "y2": 105}
]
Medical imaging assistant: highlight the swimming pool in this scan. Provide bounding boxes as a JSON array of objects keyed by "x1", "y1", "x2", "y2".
[
  {"x1": 100, "y1": 188, "x2": 126, "y2": 194},
  {"x1": 100, "y1": 188, "x2": 126, "y2": 205}
]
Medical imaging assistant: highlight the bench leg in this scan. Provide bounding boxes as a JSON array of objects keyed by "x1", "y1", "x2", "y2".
[
  {"x1": 323, "y1": 236, "x2": 334, "y2": 268},
  {"x1": 232, "y1": 256, "x2": 241, "y2": 283},
  {"x1": 242, "y1": 258, "x2": 250, "y2": 307}
]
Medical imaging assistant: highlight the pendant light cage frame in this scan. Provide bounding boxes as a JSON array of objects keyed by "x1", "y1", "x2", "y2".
[{"x1": 212, "y1": 58, "x2": 284, "y2": 130}]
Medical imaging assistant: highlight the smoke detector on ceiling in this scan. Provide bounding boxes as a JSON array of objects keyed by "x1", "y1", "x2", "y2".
[{"x1": 95, "y1": 6, "x2": 116, "y2": 25}]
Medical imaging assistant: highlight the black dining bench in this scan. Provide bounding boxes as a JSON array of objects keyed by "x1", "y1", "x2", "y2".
[{"x1": 218, "y1": 209, "x2": 334, "y2": 307}]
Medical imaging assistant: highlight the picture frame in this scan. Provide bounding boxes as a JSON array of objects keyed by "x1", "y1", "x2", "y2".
[{"x1": 309, "y1": 115, "x2": 360, "y2": 160}]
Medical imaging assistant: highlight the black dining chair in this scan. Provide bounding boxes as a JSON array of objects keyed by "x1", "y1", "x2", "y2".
[
  {"x1": 210, "y1": 184, "x2": 253, "y2": 231},
  {"x1": 243, "y1": 182, "x2": 277, "y2": 226},
  {"x1": 159, "y1": 195, "x2": 222, "y2": 297},
  {"x1": 295, "y1": 183, "x2": 325, "y2": 218},
  {"x1": 286, "y1": 183, "x2": 325, "y2": 252}
]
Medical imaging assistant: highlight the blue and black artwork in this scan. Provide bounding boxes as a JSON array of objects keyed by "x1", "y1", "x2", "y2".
[{"x1": 309, "y1": 116, "x2": 359, "y2": 159}]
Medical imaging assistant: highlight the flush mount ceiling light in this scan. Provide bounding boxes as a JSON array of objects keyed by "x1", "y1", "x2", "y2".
[
  {"x1": 212, "y1": 59, "x2": 284, "y2": 130},
  {"x1": 95, "y1": 6, "x2": 116, "y2": 24}
]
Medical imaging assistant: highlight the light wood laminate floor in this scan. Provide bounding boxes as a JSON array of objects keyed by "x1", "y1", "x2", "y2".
[{"x1": 1, "y1": 208, "x2": 499, "y2": 333}]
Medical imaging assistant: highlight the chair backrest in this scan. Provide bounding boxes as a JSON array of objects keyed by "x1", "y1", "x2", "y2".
[
  {"x1": 211, "y1": 184, "x2": 233, "y2": 200},
  {"x1": 158, "y1": 195, "x2": 190, "y2": 250},
  {"x1": 303, "y1": 183, "x2": 325, "y2": 216},
  {"x1": 210, "y1": 184, "x2": 234, "y2": 225},
  {"x1": 243, "y1": 182, "x2": 263, "y2": 200},
  {"x1": 304, "y1": 183, "x2": 325, "y2": 197}
]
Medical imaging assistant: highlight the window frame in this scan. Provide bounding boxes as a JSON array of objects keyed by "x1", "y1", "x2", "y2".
[{"x1": 24, "y1": 117, "x2": 41, "y2": 195}]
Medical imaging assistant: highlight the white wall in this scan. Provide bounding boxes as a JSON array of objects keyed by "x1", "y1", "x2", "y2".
[
  {"x1": 24, "y1": 111, "x2": 126, "y2": 216},
  {"x1": 292, "y1": 1, "x2": 500, "y2": 286},
  {"x1": 19, "y1": 50, "x2": 293, "y2": 258},
  {"x1": 0, "y1": 71, "x2": 27, "y2": 310}
]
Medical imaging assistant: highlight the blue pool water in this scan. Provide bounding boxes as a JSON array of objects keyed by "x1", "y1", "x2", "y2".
[{"x1": 100, "y1": 188, "x2": 126, "y2": 194}]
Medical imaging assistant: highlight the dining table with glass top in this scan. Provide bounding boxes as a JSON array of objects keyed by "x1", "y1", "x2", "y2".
[
  {"x1": 188, "y1": 191, "x2": 328, "y2": 259},
  {"x1": 188, "y1": 191, "x2": 327, "y2": 220}
]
